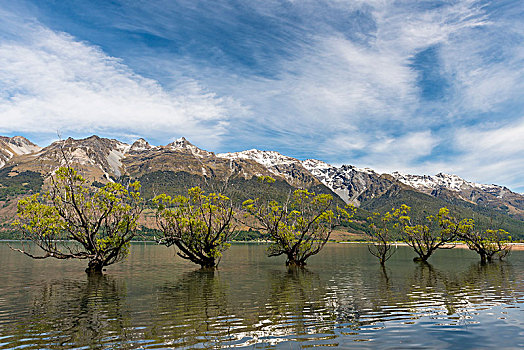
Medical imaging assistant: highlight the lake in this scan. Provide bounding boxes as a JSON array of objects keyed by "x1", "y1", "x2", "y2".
[{"x1": 0, "y1": 242, "x2": 523, "y2": 349}]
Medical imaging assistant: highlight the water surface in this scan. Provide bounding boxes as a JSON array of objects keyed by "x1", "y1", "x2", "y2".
[{"x1": 0, "y1": 243, "x2": 523, "y2": 349}]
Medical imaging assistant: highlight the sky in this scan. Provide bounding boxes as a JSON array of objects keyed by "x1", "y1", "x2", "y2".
[{"x1": 0, "y1": 1, "x2": 523, "y2": 192}]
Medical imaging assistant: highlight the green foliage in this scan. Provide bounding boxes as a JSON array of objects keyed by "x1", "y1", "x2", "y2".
[
  {"x1": 366, "y1": 206, "x2": 406, "y2": 265},
  {"x1": 244, "y1": 188, "x2": 355, "y2": 266},
  {"x1": 257, "y1": 175, "x2": 276, "y2": 184},
  {"x1": 400, "y1": 206, "x2": 473, "y2": 261},
  {"x1": 369, "y1": 200, "x2": 512, "y2": 263},
  {"x1": 12, "y1": 166, "x2": 143, "y2": 273},
  {"x1": 0, "y1": 166, "x2": 43, "y2": 201},
  {"x1": 460, "y1": 226, "x2": 511, "y2": 262},
  {"x1": 154, "y1": 186, "x2": 236, "y2": 269},
  {"x1": 362, "y1": 189, "x2": 524, "y2": 239}
]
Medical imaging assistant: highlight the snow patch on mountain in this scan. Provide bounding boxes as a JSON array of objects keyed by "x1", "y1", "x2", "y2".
[
  {"x1": 391, "y1": 172, "x2": 500, "y2": 193},
  {"x1": 218, "y1": 149, "x2": 298, "y2": 168},
  {"x1": 168, "y1": 137, "x2": 213, "y2": 158},
  {"x1": 302, "y1": 159, "x2": 332, "y2": 170},
  {"x1": 302, "y1": 160, "x2": 388, "y2": 205},
  {"x1": 0, "y1": 136, "x2": 41, "y2": 168}
]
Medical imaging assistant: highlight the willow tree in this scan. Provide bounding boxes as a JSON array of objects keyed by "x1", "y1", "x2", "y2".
[
  {"x1": 460, "y1": 227, "x2": 511, "y2": 263},
  {"x1": 243, "y1": 189, "x2": 355, "y2": 267},
  {"x1": 400, "y1": 206, "x2": 472, "y2": 262},
  {"x1": 154, "y1": 187, "x2": 236, "y2": 269},
  {"x1": 12, "y1": 167, "x2": 143, "y2": 274},
  {"x1": 366, "y1": 207, "x2": 404, "y2": 266}
]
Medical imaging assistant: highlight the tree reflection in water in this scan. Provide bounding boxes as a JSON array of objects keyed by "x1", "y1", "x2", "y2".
[
  {"x1": 153, "y1": 269, "x2": 232, "y2": 348},
  {"x1": 6, "y1": 274, "x2": 130, "y2": 349},
  {"x1": 151, "y1": 267, "x2": 341, "y2": 348},
  {"x1": 332, "y1": 260, "x2": 518, "y2": 332},
  {"x1": 0, "y1": 244, "x2": 522, "y2": 349},
  {"x1": 149, "y1": 261, "x2": 520, "y2": 348}
]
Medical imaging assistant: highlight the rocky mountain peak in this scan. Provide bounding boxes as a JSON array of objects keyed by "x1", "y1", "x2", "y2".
[
  {"x1": 129, "y1": 138, "x2": 154, "y2": 153},
  {"x1": 168, "y1": 137, "x2": 190, "y2": 148},
  {"x1": 303, "y1": 161, "x2": 395, "y2": 205},
  {"x1": 167, "y1": 137, "x2": 214, "y2": 158},
  {"x1": 35, "y1": 135, "x2": 130, "y2": 178},
  {"x1": 0, "y1": 136, "x2": 42, "y2": 168},
  {"x1": 0, "y1": 136, "x2": 41, "y2": 153}
]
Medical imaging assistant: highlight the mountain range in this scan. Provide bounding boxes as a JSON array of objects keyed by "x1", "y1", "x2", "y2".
[{"x1": 1, "y1": 135, "x2": 523, "y2": 238}]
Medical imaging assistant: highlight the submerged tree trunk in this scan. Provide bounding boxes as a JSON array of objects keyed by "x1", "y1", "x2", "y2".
[
  {"x1": 479, "y1": 252, "x2": 487, "y2": 264},
  {"x1": 286, "y1": 254, "x2": 306, "y2": 267},
  {"x1": 199, "y1": 258, "x2": 217, "y2": 270},
  {"x1": 85, "y1": 259, "x2": 104, "y2": 274},
  {"x1": 413, "y1": 252, "x2": 432, "y2": 262}
]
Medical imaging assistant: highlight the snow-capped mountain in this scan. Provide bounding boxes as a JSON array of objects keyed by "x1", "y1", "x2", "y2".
[
  {"x1": 167, "y1": 137, "x2": 215, "y2": 158},
  {"x1": 217, "y1": 149, "x2": 320, "y2": 187},
  {"x1": 390, "y1": 171, "x2": 524, "y2": 215},
  {"x1": 391, "y1": 172, "x2": 502, "y2": 194},
  {"x1": 0, "y1": 136, "x2": 41, "y2": 168},
  {"x1": 391, "y1": 171, "x2": 521, "y2": 203},
  {"x1": 302, "y1": 160, "x2": 398, "y2": 205},
  {"x1": 218, "y1": 149, "x2": 297, "y2": 168},
  {"x1": 1, "y1": 134, "x2": 522, "y2": 219}
]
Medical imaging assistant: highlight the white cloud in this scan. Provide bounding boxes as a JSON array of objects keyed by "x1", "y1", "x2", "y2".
[
  {"x1": 326, "y1": 130, "x2": 439, "y2": 173},
  {"x1": 1, "y1": 1, "x2": 522, "y2": 192},
  {"x1": 378, "y1": 119, "x2": 524, "y2": 193},
  {"x1": 451, "y1": 118, "x2": 524, "y2": 188},
  {"x1": 439, "y1": 27, "x2": 524, "y2": 115},
  {"x1": 0, "y1": 24, "x2": 239, "y2": 148},
  {"x1": 220, "y1": 1, "x2": 489, "y2": 128}
]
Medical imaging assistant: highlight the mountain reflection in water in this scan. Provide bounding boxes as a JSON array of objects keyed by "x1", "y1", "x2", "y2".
[{"x1": 0, "y1": 243, "x2": 522, "y2": 349}]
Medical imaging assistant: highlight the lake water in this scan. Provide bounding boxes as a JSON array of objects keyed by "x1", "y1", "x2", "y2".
[{"x1": 0, "y1": 242, "x2": 523, "y2": 349}]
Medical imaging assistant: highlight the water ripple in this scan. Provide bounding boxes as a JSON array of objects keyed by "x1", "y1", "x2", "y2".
[{"x1": 0, "y1": 244, "x2": 523, "y2": 349}]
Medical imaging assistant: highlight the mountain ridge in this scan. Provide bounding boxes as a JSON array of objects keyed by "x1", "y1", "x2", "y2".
[
  {"x1": 1, "y1": 134, "x2": 521, "y2": 194},
  {"x1": 1, "y1": 135, "x2": 523, "y2": 235}
]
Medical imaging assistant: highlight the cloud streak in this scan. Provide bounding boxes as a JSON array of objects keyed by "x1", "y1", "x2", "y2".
[
  {"x1": 0, "y1": 19, "x2": 239, "y2": 148},
  {"x1": 0, "y1": 1, "x2": 523, "y2": 192}
]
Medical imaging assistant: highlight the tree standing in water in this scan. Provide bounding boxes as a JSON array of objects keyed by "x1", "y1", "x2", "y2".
[
  {"x1": 12, "y1": 166, "x2": 143, "y2": 274},
  {"x1": 243, "y1": 187, "x2": 355, "y2": 267},
  {"x1": 460, "y1": 226, "x2": 511, "y2": 263},
  {"x1": 366, "y1": 206, "x2": 405, "y2": 265},
  {"x1": 154, "y1": 187, "x2": 236, "y2": 269},
  {"x1": 401, "y1": 206, "x2": 471, "y2": 262}
]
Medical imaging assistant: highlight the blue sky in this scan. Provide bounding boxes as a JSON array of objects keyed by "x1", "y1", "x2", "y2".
[{"x1": 0, "y1": 0, "x2": 523, "y2": 192}]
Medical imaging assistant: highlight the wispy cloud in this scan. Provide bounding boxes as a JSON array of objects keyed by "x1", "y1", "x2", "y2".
[
  {"x1": 208, "y1": 0, "x2": 492, "y2": 158},
  {"x1": 0, "y1": 0, "x2": 523, "y2": 192},
  {"x1": 451, "y1": 117, "x2": 524, "y2": 189},
  {"x1": 0, "y1": 18, "x2": 240, "y2": 148}
]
